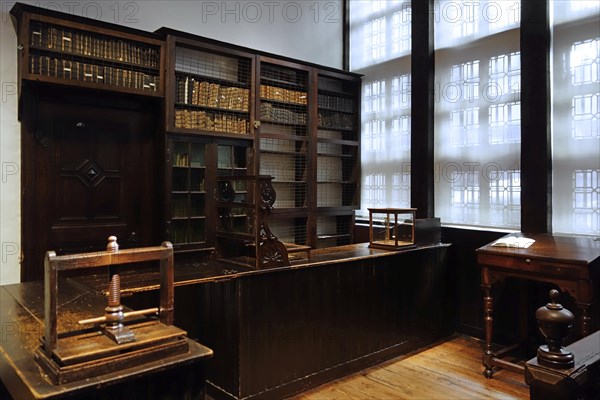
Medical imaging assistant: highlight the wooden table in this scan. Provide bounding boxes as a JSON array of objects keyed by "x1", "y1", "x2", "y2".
[
  {"x1": 0, "y1": 280, "x2": 213, "y2": 400},
  {"x1": 476, "y1": 233, "x2": 600, "y2": 378}
]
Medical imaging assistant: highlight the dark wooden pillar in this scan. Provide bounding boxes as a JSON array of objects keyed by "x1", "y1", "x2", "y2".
[
  {"x1": 342, "y1": 0, "x2": 349, "y2": 71},
  {"x1": 520, "y1": 0, "x2": 551, "y2": 233},
  {"x1": 411, "y1": 0, "x2": 435, "y2": 218}
]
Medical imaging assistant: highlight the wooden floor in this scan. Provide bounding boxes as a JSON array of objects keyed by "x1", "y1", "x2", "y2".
[{"x1": 287, "y1": 335, "x2": 530, "y2": 400}]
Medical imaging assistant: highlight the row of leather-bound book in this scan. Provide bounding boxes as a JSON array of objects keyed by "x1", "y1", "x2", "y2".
[
  {"x1": 30, "y1": 23, "x2": 160, "y2": 67},
  {"x1": 29, "y1": 54, "x2": 159, "y2": 91},
  {"x1": 175, "y1": 109, "x2": 248, "y2": 134}
]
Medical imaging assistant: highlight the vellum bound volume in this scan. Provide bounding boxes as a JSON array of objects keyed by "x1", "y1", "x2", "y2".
[
  {"x1": 491, "y1": 236, "x2": 535, "y2": 248},
  {"x1": 27, "y1": 21, "x2": 161, "y2": 92}
]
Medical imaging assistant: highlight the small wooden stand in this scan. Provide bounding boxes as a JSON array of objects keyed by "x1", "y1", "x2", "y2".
[
  {"x1": 368, "y1": 208, "x2": 417, "y2": 250},
  {"x1": 215, "y1": 175, "x2": 291, "y2": 269},
  {"x1": 34, "y1": 237, "x2": 189, "y2": 384}
]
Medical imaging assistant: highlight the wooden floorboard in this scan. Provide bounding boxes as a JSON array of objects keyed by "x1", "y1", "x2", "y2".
[{"x1": 287, "y1": 335, "x2": 530, "y2": 400}]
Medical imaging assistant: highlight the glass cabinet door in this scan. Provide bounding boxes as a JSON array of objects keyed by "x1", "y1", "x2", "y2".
[
  {"x1": 315, "y1": 72, "x2": 360, "y2": 248},
  {"x1": 257, "y1": 59, "x2": 310, "y2": 247},
  {"x1": 170, "y1": 140, "x2": 207, "y2": 247},
  {"x1": 171, "y1": 44, "x2": 252, "y2": 137}
]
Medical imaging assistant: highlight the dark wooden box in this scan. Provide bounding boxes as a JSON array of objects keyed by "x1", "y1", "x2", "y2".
[{"x1": 398, "y1": 218, "x2": 441, "y2": 245}]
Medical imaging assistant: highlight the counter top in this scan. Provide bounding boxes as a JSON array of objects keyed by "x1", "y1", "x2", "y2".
[{"x1": 73, "y1": 242, "x2": 451, "y2": 295}]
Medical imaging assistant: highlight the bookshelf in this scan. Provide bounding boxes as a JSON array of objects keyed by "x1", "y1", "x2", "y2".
[
  {"x1": 161, "y1": 31, "x2": 360, "y2": 254},
  {"x1": 253, "y1": 60, "x2": 360, "y2": 250},
  {"x1": 314, "y1": 71, "x2": 360, "y2": 248},
  {"x1": 168, "y1": 140, "x2": 208, "y2": 248},
  {"x1": 166, "y1": 138, "x2": 251, "y2": 253},
  {"x1": 13, "y1": 5, "x2": 164, "y2": 96},
  {"x1": 161, "y1": 32, "x2": 255, "y2": 254},
  {"x1": 11, "y1": 4, "x2": 362, "y2": 266},
  {"x1": 256, "y1": 58, "x2": 311, "y2": 247},
  {"x1": 165, "y1": 35, "x2": 254, "y2": 139}
]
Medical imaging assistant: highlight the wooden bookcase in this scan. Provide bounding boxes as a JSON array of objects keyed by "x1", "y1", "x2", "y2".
[
  {"x1": 314, "y1": 70, "x2": 361, "y2": 248},
  {"x1": 166, "y1": 137, "x2": 250, "y2": 253},
  {"x1": 162, "y1": 31, "x2": 361, "y2": 256},
  {"x1": 161, "y1": 31, "x2": 255, "y2": 254},
  {"x1": 163, "y1": 33, "x2": 255, "y2": 140},
  {"x1": 256, "y1": 57, "x2": 361, "y2": 250},
  {"x1": 168, "y1": 139, "x2": 208, "y2": 249},
  {"x1": 256, "y1": 57, "x2": 312, "y2": 247},
  {"x1": 10, "y1": 3, "x2": 168, "y2": 281},
  {"x1": 11, "y1": 4, "x2": 361, "y2": 267},
  {"x1": 11, "y1": 3, "x2": 165, "y2": 97}
]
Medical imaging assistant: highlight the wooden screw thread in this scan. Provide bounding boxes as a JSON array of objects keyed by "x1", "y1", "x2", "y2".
[{"x1": 108, "y1": 274, "x2": 120, "y2": 307}]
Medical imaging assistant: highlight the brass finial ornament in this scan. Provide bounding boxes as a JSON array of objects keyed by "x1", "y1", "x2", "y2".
[{"x1": 535, "y1": 289, "x2": 575, "y2": 369}]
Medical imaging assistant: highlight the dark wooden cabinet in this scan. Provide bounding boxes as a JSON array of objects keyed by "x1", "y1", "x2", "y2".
[
  {"x1": 165, "y1": 138, "x2": 250, "y2": 253},
  {"x1": 17, "y1": 90, "x2": 163, "y2": 282},
  {"x1": 155, "y1": 244, "x2": 451, "y2": 400},
  {"x1": 255, "y1": 57, "x2": 361, "y2": 250},
  {"x1": 160, "y1": 30, "x2": 361, "y2": 257},
  {"x1": 11, "y1": 3, "x2": 361, "y2": 276},
  {"x1": 314, "y1": 70, "x2": 360, "y2": 248},
  {"x1": 257, "y1": 57, "x2": 312, "y2": 247},
  {"x1": 11, "y1": 3, "x2": 166, "y2": 281}
]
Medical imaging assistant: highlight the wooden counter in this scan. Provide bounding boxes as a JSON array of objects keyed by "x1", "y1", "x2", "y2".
[
  {"x1": 75, "y1": 242, "x2": 449, "y2": 292},
  {"x1": 75, "y1": 242, "x2": 452, "y2": 400},
  {"x1": 0, "y1": 280, "x2": 213, "y2": 400}
]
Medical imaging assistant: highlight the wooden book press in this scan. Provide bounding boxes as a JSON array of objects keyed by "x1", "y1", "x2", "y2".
[{"x1": 34, "y1": 237, "x2": 188, "y2": 385}]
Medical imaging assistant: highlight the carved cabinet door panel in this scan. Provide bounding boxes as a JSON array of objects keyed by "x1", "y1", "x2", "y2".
[{"x1": 23, "y1": 97, "x2": 158, "y2": 281}]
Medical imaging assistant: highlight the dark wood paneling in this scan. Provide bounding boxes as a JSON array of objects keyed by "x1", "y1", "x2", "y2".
[
  {"x1": 168, "y1": 246, "x2": 452, "y2": 400},
  {"x1": 126, "y1": 281, "x2": 243, "y2": 399},
  {"x1": 21, "y1": 86, "x2": 162, "y2": 282},
  {"x1": 441, "y1": 227, "x2": 506, "y2": 339},
  {"x1": 120, "y1": 245, "x2": 452, "y2": 400}
]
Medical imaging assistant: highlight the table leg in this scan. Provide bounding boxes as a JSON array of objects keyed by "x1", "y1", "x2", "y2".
[
  {"x1": 482, "y1": 284, "x2": 494, "y2": 378},
  {"x1": 575, "y1": 302, "x2": 592, "y2": 338}
]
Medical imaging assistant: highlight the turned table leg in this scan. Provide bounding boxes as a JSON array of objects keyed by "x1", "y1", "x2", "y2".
[{"x1": 482, "y1": 283, "x2": 494, "y2": 378}]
